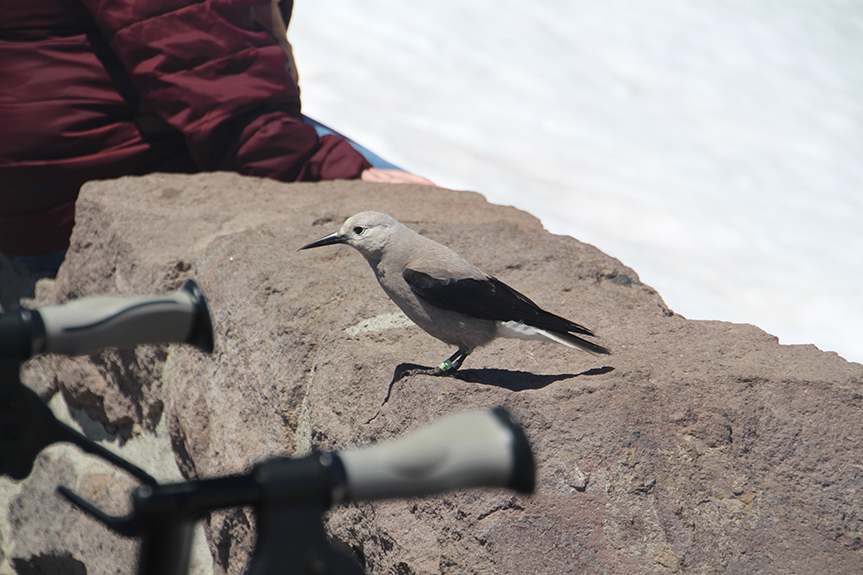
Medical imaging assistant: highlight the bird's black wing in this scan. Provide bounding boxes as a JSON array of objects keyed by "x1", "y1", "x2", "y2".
[{"x1": 403, "y1": 269, "x2": 598, "y2": 338}]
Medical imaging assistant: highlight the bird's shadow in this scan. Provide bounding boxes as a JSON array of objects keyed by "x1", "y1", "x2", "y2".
[
  {"x1": 390, "y1": 363, "x2": 614, "y2": 392},
  {"x1": 366, "y1": 364, "x2": 614, "y2": 424}
]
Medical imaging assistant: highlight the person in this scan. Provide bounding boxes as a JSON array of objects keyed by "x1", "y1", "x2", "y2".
[{"x1": 0, "y1": 0, "x2": 433, "y2": 271}]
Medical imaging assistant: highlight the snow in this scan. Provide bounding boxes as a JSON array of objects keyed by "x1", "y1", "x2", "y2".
[{"x1": 290, "y1": 0, "x2": 863, "y2": 364}]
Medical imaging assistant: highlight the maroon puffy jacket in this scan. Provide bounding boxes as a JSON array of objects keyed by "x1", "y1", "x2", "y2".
[{"x1": 0, "y1": 0, "x2": 371, "y2": 255}]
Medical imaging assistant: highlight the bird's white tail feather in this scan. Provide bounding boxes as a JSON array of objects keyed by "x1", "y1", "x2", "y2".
[
  {"x1": 497, "y1": 320, "x2": 545, "y2": 341},
  {"x1": 497, "y1": 321, "x2": 597, "y2": 353},
  {"x1": 534, "y1": 328, "x2": 580, "y2": 349},
  {"x1": 497, "y1": 320, "x2": 578, "y2": 346}
]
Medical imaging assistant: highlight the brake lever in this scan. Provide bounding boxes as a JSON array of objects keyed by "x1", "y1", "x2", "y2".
[
  {"x1": 56, "y1": 485, "x2": 140, "y2": 537},
  {"x1": 54, "y1": 421, "x2": 157, "y2": 485},
  {"x1": 51, "y1": 421, "x2": 158, "y2": 538},
  {"x1": 2, "y1": 356, "x2": 156, "y2": 537}
]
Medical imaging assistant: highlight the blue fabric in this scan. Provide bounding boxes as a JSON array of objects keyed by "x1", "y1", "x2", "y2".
[
  {"x1": 303, "y1": 115, "x2": 402, "y2": 171},
  {"x1": 12, "y1": 249, "x2": 67, "y2": 273}
]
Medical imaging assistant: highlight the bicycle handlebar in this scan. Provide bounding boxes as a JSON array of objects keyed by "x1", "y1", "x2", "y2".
[
  {"x1": 57, "y1": 407, "x2": 534, "y2": 575},
  {"x1": 0, "y1": 279, "x2": 214, "y2": 358},
  {"x1": 0, "y1": 279, "x2": 535, "y2": 575}
]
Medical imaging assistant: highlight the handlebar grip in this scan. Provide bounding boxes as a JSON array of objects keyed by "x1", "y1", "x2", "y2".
[
  {"x1": 40, "y1": 279, "x2": 214, "y2": 356},
  {"x1": 336, "y1": 407, "x2": 534, "y2": 502},
  {"x1": 0, "y1": 280, "x2": 214, "y2": 359}
]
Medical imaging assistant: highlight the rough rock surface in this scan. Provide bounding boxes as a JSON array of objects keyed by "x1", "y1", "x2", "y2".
[{"x1": 2, "y1": 172, "x2": 862, "y2": 574}]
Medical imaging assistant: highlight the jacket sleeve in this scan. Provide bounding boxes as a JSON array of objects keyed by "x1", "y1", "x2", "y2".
[{"x1": 79, "y1": 0, "x2": 371, "y2": 181}]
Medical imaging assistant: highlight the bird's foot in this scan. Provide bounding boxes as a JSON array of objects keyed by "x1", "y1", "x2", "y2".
[
  {"x1": 396, "y1": 362, "x2": 460, "y2": 380},
  {"x1": 395, "y1": 350, "x2": 471, "y2": 380},
  {"x1": 398, "y1": 365, "x2": 450, "y2": 379}
]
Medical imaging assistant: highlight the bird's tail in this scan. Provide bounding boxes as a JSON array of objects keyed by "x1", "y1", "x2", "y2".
[
  {"x1": 498, "y1": 321, "x2": 610, "y2": 355},
  {"x1": 535, "y1": 328, "x2": 610, "y2": 355}
]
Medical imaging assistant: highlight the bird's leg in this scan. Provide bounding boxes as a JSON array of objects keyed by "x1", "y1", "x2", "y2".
[{"x1": 438, "y1": 349, "x2": 470, "y2": 373}]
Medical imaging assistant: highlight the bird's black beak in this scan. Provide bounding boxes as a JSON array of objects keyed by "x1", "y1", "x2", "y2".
[{"x1": 299, "y1": 231, "x2": 347, "y2": 250}]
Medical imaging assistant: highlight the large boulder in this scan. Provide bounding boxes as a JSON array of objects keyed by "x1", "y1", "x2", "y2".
[{"x1": 2, "y1": 172, "x2": 861, "y2": 574}]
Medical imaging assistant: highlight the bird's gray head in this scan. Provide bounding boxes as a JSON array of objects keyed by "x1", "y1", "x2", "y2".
[{"x1": 299, "y1": 211, "x2": 403, "y2": 262}]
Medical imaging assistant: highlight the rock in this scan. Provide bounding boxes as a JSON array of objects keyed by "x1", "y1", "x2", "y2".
[
  {"x1": 1, "y1": 444, "x2": 138, "y2": 574},
  {"x1": 2, "y1": 172, "x2": 862, "y2": 574}
]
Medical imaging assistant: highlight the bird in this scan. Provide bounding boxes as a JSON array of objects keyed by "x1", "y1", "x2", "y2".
[{"x1": 299, "y1": 211, "x2": 610, "y2": 376}]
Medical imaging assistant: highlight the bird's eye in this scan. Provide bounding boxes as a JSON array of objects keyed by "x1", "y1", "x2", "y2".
[{"x1": 353, "y1": 226, "x2": 365, "y2": 235}]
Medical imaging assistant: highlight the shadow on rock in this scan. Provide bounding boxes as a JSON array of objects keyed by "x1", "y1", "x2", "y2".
[
  {"x1": 13, "y1": 553, "x2": 87, "y2": 575},
  {"x1": 454, "y1": 365, "x2": 614, "y2": 390},
  {"x1": 391, "y1": 363, "x2": 613, "y2": 391}
]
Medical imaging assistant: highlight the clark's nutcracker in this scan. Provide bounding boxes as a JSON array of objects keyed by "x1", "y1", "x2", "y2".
[{"x1": 300, "y1": 211, "x2": 610, "y2": 375}]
